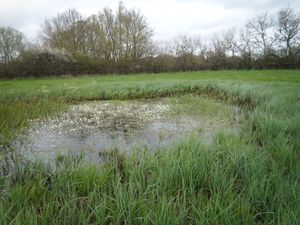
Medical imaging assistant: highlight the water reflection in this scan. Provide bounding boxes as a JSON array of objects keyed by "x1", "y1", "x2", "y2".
[{"x1": 14, "y1": 100, "x2": 213, "y2": 162}]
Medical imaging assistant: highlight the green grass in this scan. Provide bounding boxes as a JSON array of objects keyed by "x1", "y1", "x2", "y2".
[
  {"x1": 0, "y1": 70, "x2": 299, "y2": 100},
  {"x1": 168, "y1": 94, "x2": 234, "y2": 119},
  {"x1": 0, "y1": 70, "x2": 300, "y2": 224}
]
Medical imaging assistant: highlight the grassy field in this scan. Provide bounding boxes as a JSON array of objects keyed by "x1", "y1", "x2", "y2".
[{"x1": 0, "y1": 70, "x2": 300, "y2": 224}]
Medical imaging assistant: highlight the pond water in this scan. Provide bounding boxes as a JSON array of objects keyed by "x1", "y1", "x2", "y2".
[{"x1": 13, "y1": 99, "x2": 237, "y2": 163}]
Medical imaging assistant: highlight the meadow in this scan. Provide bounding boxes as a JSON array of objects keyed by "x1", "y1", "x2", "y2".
[{"x1": 0, "y1": 70, "x2": 300, "y2": 224}]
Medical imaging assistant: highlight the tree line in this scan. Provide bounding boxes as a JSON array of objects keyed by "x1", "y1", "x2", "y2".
[{"x1": 1, "y1": 2, "x2": 300, "y2": 78}]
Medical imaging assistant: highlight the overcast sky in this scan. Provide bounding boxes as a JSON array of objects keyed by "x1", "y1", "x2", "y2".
[{"x1": 0, "y1": 0, "x2": 299, "y2": 41}]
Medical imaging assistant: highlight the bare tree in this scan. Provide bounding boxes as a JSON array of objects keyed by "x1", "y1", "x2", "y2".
[
  {"x1": 223, "y1": 28, "x2": 239, "y2": 57},
  {"x1": 127, "y1": 9, "x2": 153, "y2": 60},
  {"x1": 246, "y1": 13, "x2": 276, "y2": 59},
  {"x1": 41, "y1": 9, "x2": 86, "y2": 53},
  {"x1": 173, "y1": 35, "x2": 200, "y2": 71},
  {"x1": 96, "y1": 2, "x2": 153, "y2": 63},
  {"x1": 0, "y1": 26, "x2": 25, "y2": 64},
  {"x1": 276, "y1": 7, "x2": 300, "y2": 57},
  {"x1": 196, "y1": 38, "x2": 207, "y2": 61},
  {"x1": 210, "y1": 34, "x2": 226, "y2": 57},
  {"x1": 155, "y1": 40, "x2": 175, "y2": 56},
  {"x1": 239, "y1": 28, "x2": 253, "y2": 65},
  {"x1": 85, "y1": 15, "x2": 106, "y2": 58},
  {"x1": 205, "y1": 34, "x2": 227, "y2": 69},
  {"x1": 99, "y1": 7, "x2": 119, "y2": 62},
  {"x1": 174, "y1": 35, "x2": 199, "y2": 56}
]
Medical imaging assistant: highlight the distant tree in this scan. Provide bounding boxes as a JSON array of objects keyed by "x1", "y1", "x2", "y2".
[
  {"x1": 95, "y1": 2, "x2": 153, "y2": 71},
  {"x1": 174, "y1": 35, "x2": 199, "y2": 56},
  {"x1": 206, "y1": 34, "x2": 227, "y2": 69},
  {"x1": 150, "y1": 41, "x2": 176, "y2": 72},
  {"x1": 246, "y1": 13, "x2": 276, "y2": 61},
  {"x1": 111, "y1": 2, "x2": 153, "y2": 61},
  {"x1": 126, "y1": 9, "x2": 153, "y2": 61},
  {"x1": 197, "y1": 39, "x2": 207, "y2": 60},
  {"x1": 276, "y1": 8, "x2": 300, "y2": 58},
  {"x1": 85, "y1": 15, "x2": 107, "y2": 59},
  {"x1": 210, "y1": 34, "x2": 226, "y2": 57},
  {"x1": 98, "y1": 7, "x2": 119, "y2": 62},
  {"x1": 19, "y1": 48, "x2": 74, "y2": 77},
  {"x1": 2, "y1": 5, "x2": 300, "y2": 78},
  {"x1": 223, "y1": 28, "x2": 239, "y2": 57},
  {"x1": 239, "y1": 28, "x2": 253, "y2": 68},
  {"x1": 0, "y1": 26, "x2": 25, "y2": 64},
  {"x1": 155, "y1": 40, "x2": 175, "y2": 56},
  {"x1": 41, "y1": 3, "x2": 153, "y2": 74},
  {"x1": 41, "y1": 9, "x2": 86, "y2": 53},
  {"x1": 173, "y1": 35, "x2": 200, "y2": 71}
]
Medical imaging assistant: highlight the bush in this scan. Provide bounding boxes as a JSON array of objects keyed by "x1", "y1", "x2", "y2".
[{"x1": 18, "y1": 48, "x2": 74, "y2": 77}]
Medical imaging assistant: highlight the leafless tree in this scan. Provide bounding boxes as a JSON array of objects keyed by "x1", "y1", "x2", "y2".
[
  {"x1": 0, "y1": 26, "x2": 25, "y2": 64},
  {"x1": 84, "y1": 15, "x2": 106, "y2": 58},
  {"x1": 239, "y1": 28, "x2": 253, "y2": 60},
  {"x1": 246, "y1": 13, "x2": 276, "y2": 59},
  {"x1": 2, "y1": 6, "x2": 300, "y2": 77},
  {"x1": 174, "y1": 35, "x2": 199, "y2": 56},
  {"x1": 41, "y1": 8, "x2": 86, "y2": 53},
  {"x1": 223, "y1": 28, "x2": 239, "y2": 57},
  {"x1": 154, "y1": 41, "x2": 174, "y2": 56},
  {"x1": 210, "y1": 34, "x2": 226, "y2": 57},
  {"x1": 276, "y1": 7, "x2": 300, "y2": 57},
  {"x1": 126, "y1": 9, "x2": 153, "y2": 60},
  {"x1": 98, "y1": 3, "x2": 153, "y2": 63},
  {"x1": 173, "y1": 35, "x2": 200, "y2": 71}
]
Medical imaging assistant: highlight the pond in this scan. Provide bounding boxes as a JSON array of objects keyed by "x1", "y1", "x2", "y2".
[{"x1": 13, "y1": 96, "x2": 239, "y2": 163}]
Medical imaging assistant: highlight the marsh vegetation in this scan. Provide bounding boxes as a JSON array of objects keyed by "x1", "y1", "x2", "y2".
[{"x1": 0, "y1": 70, "x2": 300, "y2": 224}]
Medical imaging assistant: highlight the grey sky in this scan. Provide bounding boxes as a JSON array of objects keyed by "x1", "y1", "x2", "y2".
[{"x1": 0, "y1": 0, "x2": 299, "y2": 41}]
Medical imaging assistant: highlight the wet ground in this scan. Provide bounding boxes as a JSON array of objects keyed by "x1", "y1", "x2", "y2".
[{"x1": 13, "y1": 98, "x2": 238, "y2": 163}]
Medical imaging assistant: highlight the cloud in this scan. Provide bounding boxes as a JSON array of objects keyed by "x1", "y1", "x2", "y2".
[{"x1": 0, "y1": 0, "x2": 299, "y2": 41}]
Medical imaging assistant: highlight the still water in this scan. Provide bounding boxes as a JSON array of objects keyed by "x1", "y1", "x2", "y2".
[{"x1": 13, "y1": 100, "x2": 232, "y2": 163}]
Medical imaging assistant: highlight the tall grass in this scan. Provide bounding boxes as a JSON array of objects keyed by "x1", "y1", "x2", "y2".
[
  {"x1": 0, "y1": 99, "x2": 68, "y2": 146},
  {"x1": 0, "y1": 70, "x2": 300, "y2": 224}
]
